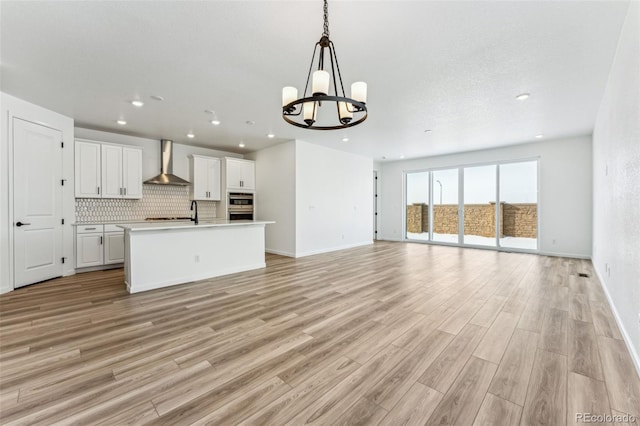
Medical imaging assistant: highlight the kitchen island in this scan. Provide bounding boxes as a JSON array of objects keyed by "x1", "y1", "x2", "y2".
[{"x1": 118, "y1": 220, "x2": 274, "y2": 293}]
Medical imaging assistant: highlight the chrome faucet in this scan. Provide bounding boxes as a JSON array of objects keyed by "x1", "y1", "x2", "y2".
[{"x1": 190, "y1": 200, "x2": 198, "y2": 225}]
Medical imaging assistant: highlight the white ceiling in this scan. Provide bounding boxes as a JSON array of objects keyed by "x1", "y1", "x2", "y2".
[{"x1": 0, "y1": 1, "x2": 629, "y2": 160}]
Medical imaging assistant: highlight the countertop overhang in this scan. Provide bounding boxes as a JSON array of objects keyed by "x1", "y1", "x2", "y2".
[{"x1": 117, "y1": 220, "x2": 275, "y2": 232}]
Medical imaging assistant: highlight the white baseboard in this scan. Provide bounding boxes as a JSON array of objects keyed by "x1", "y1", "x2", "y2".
[
  {"x1": 593, "y1": 263, "x2": 640, "y2": 378},
  {"x1": 265, "y1": 248, "x2": 296, "y2": 257},
  {"x1": 538, "y1": 250, "x2": 591, "y2": 259},
  {"x1": 294, "y1": 241, "x2": 373, "y2": 258}
]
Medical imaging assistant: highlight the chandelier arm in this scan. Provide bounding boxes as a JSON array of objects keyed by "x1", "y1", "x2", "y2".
[
  {"x1": 329, "y1": 41, "x2": 348, "y2": 99},
  {"x1": 303, "y1": 42, "x2": 321, "y2": 98}
]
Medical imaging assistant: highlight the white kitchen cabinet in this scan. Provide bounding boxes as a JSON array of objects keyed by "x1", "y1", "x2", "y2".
[
  {"x1": 101, "y1": 145, "x2": 142, "y2": 199},
  {"x1": 75, "y1": 139, "x2": 142, "y2": 199},
  {"x1": 190, "y1": 155, "x2": 221, "y2": 200},
  {"x1": 101, "y1": 144, "x2": 123, "y2": 198},
  {"x1": 76, "y1": 224, "x2": 124, "y2": 269},
  {"x1": 104, "y1": 231, "x2": 125, "y2": 264},
  {"x1": 76, "y1": 225, "x2": 104, "y2": 268},
  {"x1": 122, "y1": 147, "x2": 143, "y2": 199},
  {"x1": 225, "y1": 158, "x2": 255, "y2": 191},
  {"x1": 75, "y1": 141, "x2": 101, "y2": 197}
]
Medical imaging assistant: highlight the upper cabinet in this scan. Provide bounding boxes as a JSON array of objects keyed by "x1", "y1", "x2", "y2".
[
  {"x1": 225, "y1": 158, "x2": 255, "y2": 191},
  {"x1": 75, "y1": 141, "x2": 101, "y2": 197},
  {"x1": 190, "y1": 155, "x2": 221, "y2": 201},
  {"x1": 75, "y1": 139, "x2": 142, "y2": 199}
]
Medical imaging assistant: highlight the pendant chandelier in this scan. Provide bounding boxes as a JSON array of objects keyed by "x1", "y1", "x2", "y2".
[{"x1": 282, "y1": 0, "x2": 368, "y2": 130}]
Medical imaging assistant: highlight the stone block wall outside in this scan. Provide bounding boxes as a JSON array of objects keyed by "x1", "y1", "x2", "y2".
[{"x1": 407, "y1": 202, "x2": 537, "y2": 238}]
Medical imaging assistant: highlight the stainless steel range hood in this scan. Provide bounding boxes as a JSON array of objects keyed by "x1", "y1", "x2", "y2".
[{"x1": 144, "y1": 139, "x2": 191, "y2": 186}]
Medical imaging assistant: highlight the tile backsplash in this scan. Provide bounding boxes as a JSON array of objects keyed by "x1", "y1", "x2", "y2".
[{"x1": 75, "y1": 185, "x2": 217, "y2": 223}]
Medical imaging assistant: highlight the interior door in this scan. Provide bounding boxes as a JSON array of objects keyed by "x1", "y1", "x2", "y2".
[{"x1": 13, "y1": 118, "x2": 63, "y2": 287}]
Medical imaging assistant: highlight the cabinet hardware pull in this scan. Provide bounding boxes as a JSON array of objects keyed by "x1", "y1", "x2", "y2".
[
  {"x1": 85, "y1": 227, "x2": 96, "y2": 230},
  {"x1": 99, "y1": 236, "x2": 103, "y2": 245},
  {"x1": 97, "y1": 186, "x2": 100, "y2": 195},
  {"x1": 124, "y1": 187, "x2": 127, "y2": 196}
]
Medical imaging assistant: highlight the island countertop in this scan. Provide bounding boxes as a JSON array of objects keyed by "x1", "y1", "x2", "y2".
[{"x1": 117, "y1": 220, "x2": 274, "y2": 232}]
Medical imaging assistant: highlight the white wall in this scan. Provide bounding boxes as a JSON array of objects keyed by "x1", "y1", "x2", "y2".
[
  {"x1": 247, "y1": 141, "x2": 296, "y2": 256},
  {"x1": 1, "y1": 92, "x2": 75, "y2": 294},
  {"x1": 74, "y1": 128, "x2": 242, "y2": 182},
  {"x1": 379, "y1": 136, "x2": 593, "y2": 258},
  {"x1": 295, "y1": 141, "x2": 373, "y2": 256},
  {"x1": 592, "y1": 1, "x2": 640, "y2": 373}
]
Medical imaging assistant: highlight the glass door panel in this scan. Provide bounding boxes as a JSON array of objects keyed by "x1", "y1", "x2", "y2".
[
  {"x1": 406, "y1": 171, "x2": 430, "y2": 241},
  {"x1": 463, "y1": 165, "x2": 497, "y2": 247},
  {"x1": 431, "y1": 168, "x2": 459, "y2": 243},
  {"x1": 499, "y1": 161, "x2": 538, "y2": 250}
]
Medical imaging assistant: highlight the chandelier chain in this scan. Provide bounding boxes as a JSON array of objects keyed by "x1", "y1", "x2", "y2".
[{"x1": 323, "y1": 0, "x2": 329, "y2": 38}]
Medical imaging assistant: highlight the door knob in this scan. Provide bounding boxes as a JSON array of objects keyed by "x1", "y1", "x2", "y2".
[{"x1": 16, "y1": 221, "x2": 31, "y2": 227}]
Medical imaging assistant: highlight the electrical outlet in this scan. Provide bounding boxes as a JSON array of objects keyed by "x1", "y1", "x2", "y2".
[
  {"x1": 552, "y1": 239, "x2": 556, "y2": 245},
  {"x1": 195, "y1": 255, "x2": 200, "y2": 263}
]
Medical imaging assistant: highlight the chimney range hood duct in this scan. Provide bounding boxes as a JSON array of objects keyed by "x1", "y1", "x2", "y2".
[{"x1": 144, "y1": 139, "x2": 191, "y2": 186}]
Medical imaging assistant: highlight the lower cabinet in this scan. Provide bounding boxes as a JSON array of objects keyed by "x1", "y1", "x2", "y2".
[
  {"x1": 76, "y1": 224, "x2": 124, "y2": 269},
  {"x1": 104, "y1": 231, "x2": 125, "y2": 264},
  {"x1": 76, "y1": 232, "x2": 104, "y2": 268}
]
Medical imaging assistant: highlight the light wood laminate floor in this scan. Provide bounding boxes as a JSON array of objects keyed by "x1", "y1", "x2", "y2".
[{"x1": 1, "y1": 242, "x2": 639, "y2": 425}]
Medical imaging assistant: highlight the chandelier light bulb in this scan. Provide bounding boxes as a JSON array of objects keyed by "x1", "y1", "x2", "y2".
[
  {"x1": 351, "y1": 82, "x2": 368, "y2": 104},
  {"x1": 282, "y1": 87, "x2": 298, "y2": 108},
  {"x1": 312, "y1": 70, "x2": 330, "y2": 96},
  {"x1": 339, "y1": 101, "x2": 353, "y2": 124},
  {"x1": 303, "y1": 102, "x2": 317, "y2": 125}
]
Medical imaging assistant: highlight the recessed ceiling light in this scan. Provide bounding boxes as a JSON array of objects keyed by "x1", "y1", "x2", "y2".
[
  {"x1": 187, "y1": 132, "x2": 195, "y2": 138},
  {"x1": 424, "y1": 129, "x2": 432, "y2": 133},
  {"x1": 116, "y1": 119, "x2": 127, "y2": 125},
  {"x1": 239, "y1": 142, "x2": 246, "y2": 148},
  {"x1": 150, "y1": 95, "x2": 164, "y2": 101},
  {"x1": 342, "y1": 137, "x2": 349, "y2": 142},
  {"x1": 267, "y1": 133, "x2": 275, "y2": 139},
  {"x1": 535, "y1": 134, "x2": 544, "y2": 138},
  {"x1": 516, "y1": 93, "x2": 530, "y2": 100},
  {"x1": 210, "y1": 119, "x2": 221, "y2": 126},
  {"x1": 400, "y1": 154, "x2": 405, "y2": 159},
  {"x1": 245, "y1": 120, "x2": 255, "y2": 126},
  {"x1": 131, "y1": 100, "x2": 144, "y2": 107}
]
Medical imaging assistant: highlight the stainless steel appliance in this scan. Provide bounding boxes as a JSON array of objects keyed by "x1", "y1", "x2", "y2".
[
  {"x1": 143, "y1": 140, "x2": 191, "y2": 186},
  {"x1": 228, "y1": 192, "x2": 254, "y2": 220}
]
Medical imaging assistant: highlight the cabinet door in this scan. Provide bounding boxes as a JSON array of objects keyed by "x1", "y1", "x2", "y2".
[
  {"x1": 192, "y1": 156, "x2": 209, "y2": 200},
  {"x1": 226, "y1": 159, "x2": 244, "y2": 190},
  {"x1": 101, "y1": 145, "x2": 123, "y2": 198},
  {"x1": 104, "y1": 232, "x2": 125, "y2": 264},
  {"x1": 75, "y1": 141, "x2": 101, "y2": 198},
  {"x1": 207, "y1": 158, "x2": 221, "y2": 200},
  {"x1": 76, "y1": 233, "x2": 104, "y2": 268},
  {"x1": 241, "y1": 161, "x2": 255, "y2": 190},
  {"x1": 122, "y1": 147, "x2": 142, "y2": 199}
]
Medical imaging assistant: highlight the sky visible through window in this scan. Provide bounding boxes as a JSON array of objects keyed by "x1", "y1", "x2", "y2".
[{"x1": 407, "y1": 161, "x2": 537, "y2": 205}]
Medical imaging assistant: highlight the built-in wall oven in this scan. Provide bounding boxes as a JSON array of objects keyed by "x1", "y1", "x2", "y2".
[{"x1": 228, "y1": 192, "x2": 254, "y2": 220}]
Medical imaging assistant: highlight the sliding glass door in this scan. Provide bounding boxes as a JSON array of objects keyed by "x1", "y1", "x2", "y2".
[
  {"x1": 405, "y1": 159, "x2": 538, "y2": 252},
  {"x1": 499, "y1": 161, "x2": 538, "y2": 250},
  {"x1": 463, "y1": 165, "x2": 497, "y2": 247},
  {"x1": 431, "y1": 168, "x2": 459, "y2": 243},
  {"x1": 406, "y1": 171, "x2": 430, "y2": 241}
]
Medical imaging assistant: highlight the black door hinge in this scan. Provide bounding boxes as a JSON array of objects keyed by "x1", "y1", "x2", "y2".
[
  {"x1": 61, "y1": 218, "x2": 65, "y2": 225},
  {"x1": 61, "y1": 179, "x2": 66, "y2": 186},
  {"x1": 61, "y1": 257, "x2": 67, "y2": 264},
  {"x1": 61, "y1": 141, "x2": 64, "y2": 148}
]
